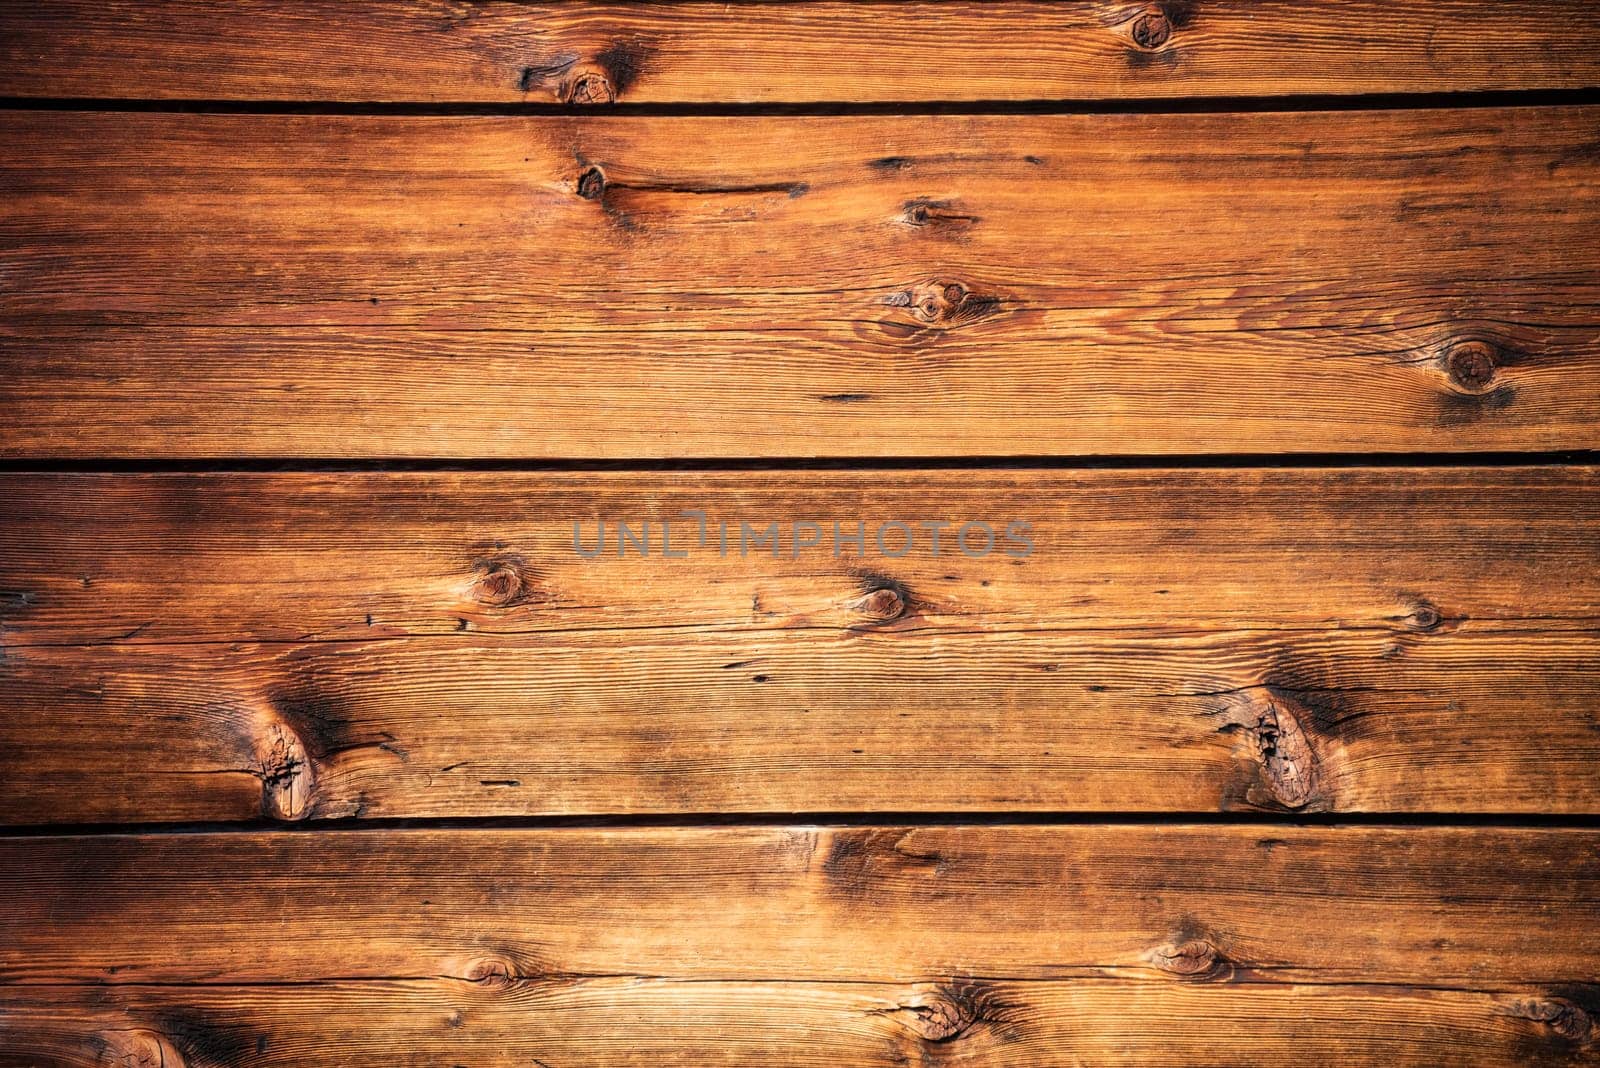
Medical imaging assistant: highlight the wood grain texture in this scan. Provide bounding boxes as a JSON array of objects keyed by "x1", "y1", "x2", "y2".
[
  {"x1": 2, "y1": 1, "x2": 1600, "y2": 103},
  {"x1": 3, "y1": 467, "x2": 1596, "y2": 822},
  {"x1": 10, "y1": 980, "x2": 1595, "y2": 1068},
  {"x1": 6, "y1": 5, "x2": 1598, "y2": 1062},
  {"x1": 1, "y1": 825, "x2": 1597, "y2": 1064},
  {"x1": 4, "y1": 107, "x2": 1599, "y2": 458}
]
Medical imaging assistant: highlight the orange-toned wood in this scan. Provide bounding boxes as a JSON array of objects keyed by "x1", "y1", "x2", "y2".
[
  {"x1": 0, "y1": 825, "x2": 1596, "y2": 1064},
  {"x1": 3, "y1": 467, "x2": 1596, "y2": 822},
  {"x1": 2, "y1": 1, "x2": 1599, "y2": 103},
  {"x1": 5, "y1": 3, "x2": 1598, "y2": 1062},
  {"x1": 4, "y1": 107, "x2": 1599, "y2": 458}
]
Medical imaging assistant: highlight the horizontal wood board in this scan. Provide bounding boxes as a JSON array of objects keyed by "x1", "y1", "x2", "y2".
[
  {"x1": 2, "y1": 1, "x2": 1599, "y2": 103},
  {"x1": 3, "y1": 107, "x2": 1600, "y2": 457},
  {"x1": 0, "y1": 825, "x2": 1596, "y2": 1064},
  {"x1": 2, "y1": 467, "x2": 1596, "y2": 822}
]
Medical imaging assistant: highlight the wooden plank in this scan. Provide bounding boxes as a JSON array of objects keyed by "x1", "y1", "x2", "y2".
[
  {"x1": 8, "y1": 979, "x2": 1595, "y2": 1067},
  {"x1": 4, "y1": 107, "x2": 1599, "y2": 458},
  {"x1": 3, "y1": 467, "x2": 1597, "y2": 822},
  {"x1": 3, "y1": 1, "x2": 1600, "y2": 103},
  {"x1": 0, "y1": 825, "x2": 1596, "y2": 1064}
]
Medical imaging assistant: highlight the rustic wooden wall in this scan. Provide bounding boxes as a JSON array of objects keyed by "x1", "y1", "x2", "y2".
[{"x1": 1, "y1": 2, "x2": 1597, "y2": 1065}]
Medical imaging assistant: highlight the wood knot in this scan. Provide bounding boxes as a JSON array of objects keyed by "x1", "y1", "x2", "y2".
[
  {"x1": 1130, "y1": 10, "x2": 1173, "y2": 49},
  {"x1": 565, "y1": 66, "x2": 615, "y2": 104},
  {"x1": 856, "y1": 586, "x2": 906, "y2": 622},
  {"x1": 900, "y1": 197, "x2": 981, "y2": 237},
  {"x1": 465, "y1": 956, "x2": 521, "y2": 988},
  {"x1": 851, "y1": 573, "x2": 912, "y2": 626},
  {"x1": 1218, "y1": 695, "x2": 1322, "y2": 810},
  {"x1": 885, "y1": 280, "x2": 1000, "y2": 329},
  {"x1": 471, "y1": 552, "x2": 535, "y2": 607},
  {"x1": 475, "y1": 566, "x2": 522, "y2": 606},
  {"x1": 1508, "y1": 997, "x2": 1594, "y2": 1044},
  {"x1": 900, "y1": 991, "x2": 974, "y2": 1042},
  {"x1": 1250, "y1": 701, "x2": 1318, "y2": 809},
  {"x1": 257, "y1": 721, "x2": 313, "y2": 820},
  {"x1": 576, "y1": 165, "x2": 606, "y2": 200},
  {"x1": 1402, "y1": 597, "x2": 1444, "y2": 632},
  {"x1": 876, "y1": 981, "x2": 994, "y2": 1043},
  {"x1": 521, "y1": 41, "x2": 645, "y2": 102},
  {"x1": 97, "y1": 1028, "x2": 183, "y2": 1068},
  {"x1": 1443, "y1": 339, "x2": 1498, "y2": 394},
  {"x1": 1148, "y1": 939, "x2": 1230, "y2": 980}
]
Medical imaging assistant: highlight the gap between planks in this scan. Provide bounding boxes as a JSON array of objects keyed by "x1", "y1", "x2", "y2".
[{"x1": 2, "y1": 87, "x2": 1600, "y2": 116}]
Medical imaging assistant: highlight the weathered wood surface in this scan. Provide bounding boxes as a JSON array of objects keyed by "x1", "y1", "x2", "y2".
[
  {"x1": 3, "y1": 468, "x2": 1596, "y2": 822},
  {"x1": 5, "y1": 4, "x2": 1597, "y2": 1064},
  {"x1": 1, "y1": 826, "x2": 1597, "y2": 1065},
  {"x1": 11, "y1": 979, "x2": 1596, "y2": 1067},
  {"x1": 4, "y1": 107, "x2": 1600, "y2": 458},
  {"x1": 3, "y1": 1, "x2": 1600, "y2": 104}
]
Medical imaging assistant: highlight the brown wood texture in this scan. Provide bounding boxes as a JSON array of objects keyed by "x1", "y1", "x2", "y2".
[
  {"x1": 1, "y1": 825, "x2": 1597, "y2": 1065},
  {"x1": 5, "y1": 5, "x2": 1600, "y2": 1063},
  {"x1": 5, "y1": 107, "x2": 1600, "y2": 459},
  {"x1": 3, "y1": 467, "x2": 1596, "y2": 823},
  {"x1": 3, "y1": 1, "x2": 1600, "y2": 103}
]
